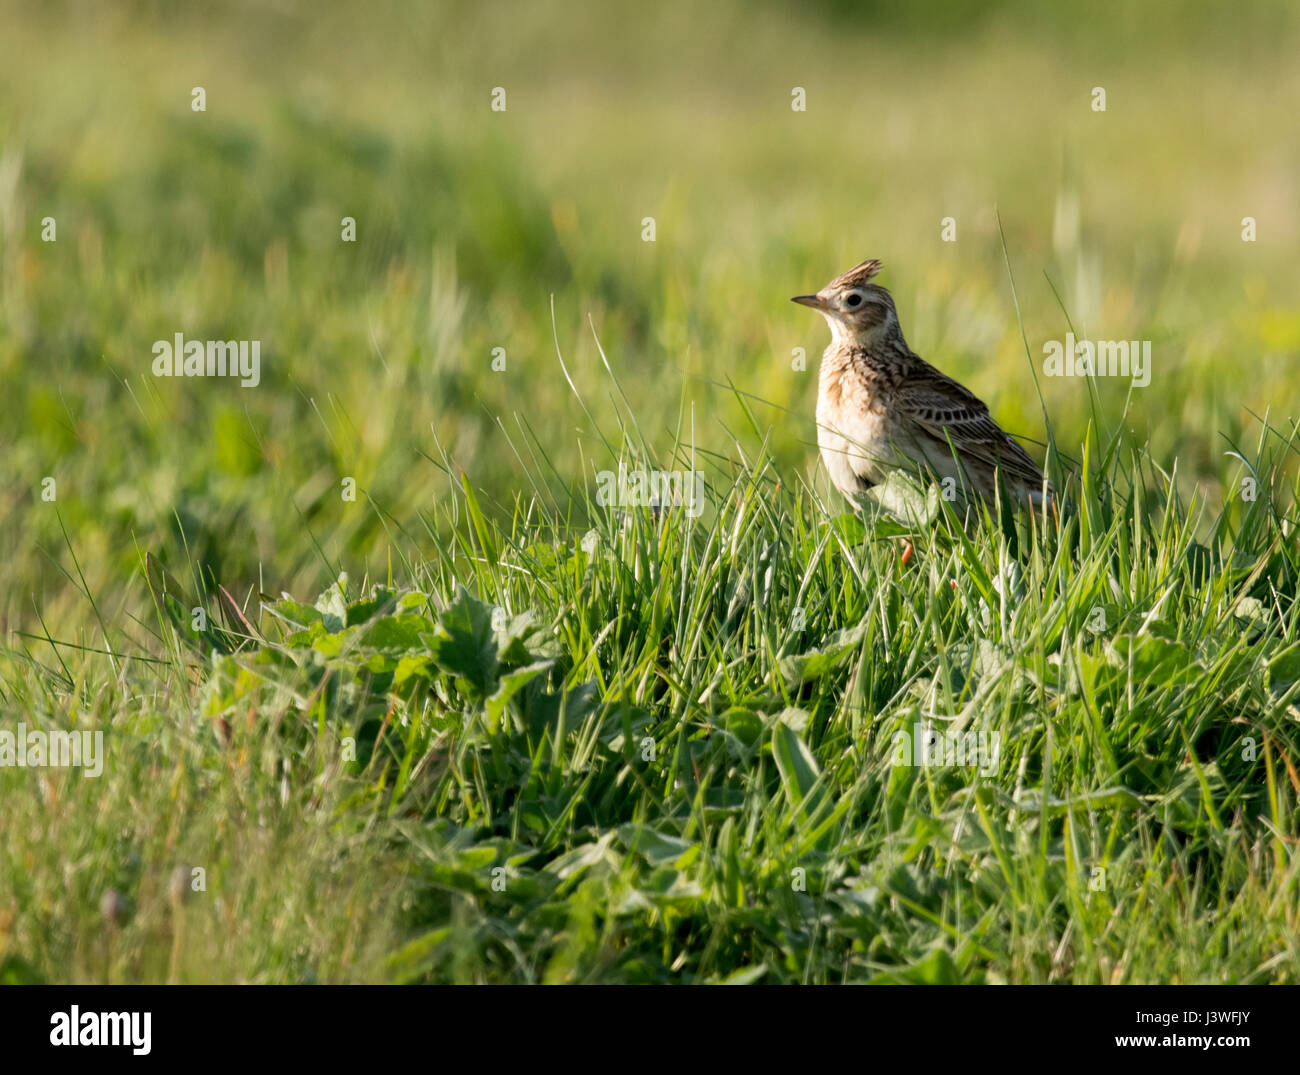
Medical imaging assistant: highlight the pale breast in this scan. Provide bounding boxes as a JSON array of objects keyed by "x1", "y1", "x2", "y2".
[{"x1": 816, "y1": 351, "x2": 898, "y2": 497}]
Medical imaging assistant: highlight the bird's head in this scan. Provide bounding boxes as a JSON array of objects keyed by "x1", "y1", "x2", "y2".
[{"x1": 792, "y1": 258, "x2": 900, "y2": 348}]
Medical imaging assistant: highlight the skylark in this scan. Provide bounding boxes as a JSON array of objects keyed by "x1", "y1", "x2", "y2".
[{"x1": 793, "y1": 258, "x2": 1050, "y2": 510}]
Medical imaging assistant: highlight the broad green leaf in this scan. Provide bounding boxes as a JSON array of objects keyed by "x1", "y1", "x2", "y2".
[
  {"x1": 485, "y1": 659, "x2": 554, "y2": 732},
  {"x1": 1266, "y1": 643, "x2": 1300, "y2": 694},
  {"x1": 426, "y1": 588, "x2": 498, "y2": 695},
  {"x1": 267, "y1": 598, "x2": 323, "y2": 628},
  {"x1": 345, "y1": 587, "x2": 397, "y2": 626},
  {"x1": 868, "y1": 945, "x2": 959, "y2": 985},
  {"x1": 495, "y1": 609, "x2": 542, "y2": 664},
  {"x1": 358, "y1": 613, "x2": 434, "y2": 653},
  {"x1": 779, "y1": 622, "x2": 867, "y2": 688},
  {"x1": 312, "y1": 625, "x2": 359, "y2": 657},
  {"x1": 314, "y1": 576, "x2": 349, "y2": 632},
  {"x1": 543, "y1": 833, "x2": 618, "y2": 880},
  {"x1": 865, "y1": 469, "x2": 939, "y2": 526},
  {"x1": 772, "y1": 721, "x2": 821, "y2": 807},
  {"x1": 1108, "y1": 633, "x2": 1197, "y2": 686},
  {"x1": 617, "y1": 824, "x2": 699, "y2": 868},
  {"x1": 524, "y1": 680, "x2": 599, "y2": 741},
  {"x1": 716, "y1": 706, "x2": 762, "y2": 747},
  {"x1": 392, "y1": 654, "x2": 437, "y2": 689}
]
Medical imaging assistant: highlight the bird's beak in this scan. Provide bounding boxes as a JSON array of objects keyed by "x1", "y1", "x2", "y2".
[{"x1": 791, "y1": 294, "x2": 825, "y2": 310}]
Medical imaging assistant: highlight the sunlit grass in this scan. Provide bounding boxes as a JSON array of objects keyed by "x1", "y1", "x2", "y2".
[{"x1": 2, "y1": 0, "x2": 1300, "y2": 983}]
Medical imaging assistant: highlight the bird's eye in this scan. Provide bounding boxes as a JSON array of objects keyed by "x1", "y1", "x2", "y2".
[{"x1": 844, "y1": 292, "x2": 864, "y2": 308}]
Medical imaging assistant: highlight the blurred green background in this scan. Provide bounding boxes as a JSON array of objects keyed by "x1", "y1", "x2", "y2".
[{"x1": 2, "y1": 0, "x2": 1299, "y2": 631}]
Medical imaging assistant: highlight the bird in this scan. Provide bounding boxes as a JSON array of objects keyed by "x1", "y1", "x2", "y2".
[{"x1": 792, "y1": 258, "x2": 1051, "y2": 511}]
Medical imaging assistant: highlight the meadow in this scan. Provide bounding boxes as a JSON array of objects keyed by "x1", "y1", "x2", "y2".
[{"x1": 1, "y1": 0, "x2": 1299, "y2": 983}]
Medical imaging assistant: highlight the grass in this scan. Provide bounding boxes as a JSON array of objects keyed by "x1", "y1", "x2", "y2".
[{"x1": 2, "y1": 0, "x2": 1300, "y2": 983}]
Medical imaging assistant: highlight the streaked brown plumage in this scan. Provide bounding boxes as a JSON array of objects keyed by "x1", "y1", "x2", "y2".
[{"x1": 793, "y1": 258, "x2": 1050, "y2": 509}]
